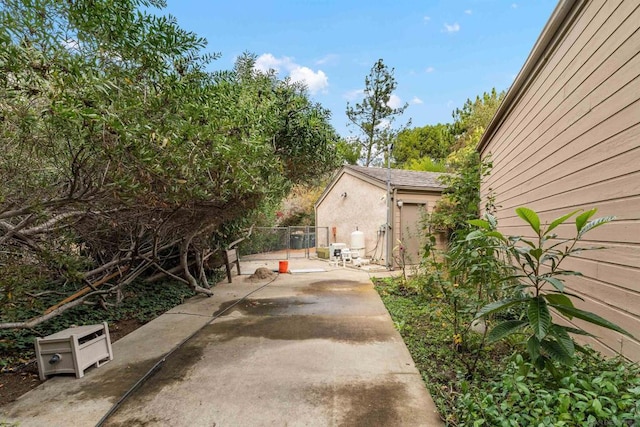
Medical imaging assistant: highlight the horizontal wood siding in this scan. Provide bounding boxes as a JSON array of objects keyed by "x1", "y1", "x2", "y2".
[{"x1": 480, "y1": 0, "x2": 640, "y2": 361}]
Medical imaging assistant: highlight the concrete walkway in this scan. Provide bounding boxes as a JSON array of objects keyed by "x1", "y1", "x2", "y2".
[{"x1": 1, "y1": 259, "x2": 442, "y2": 426}]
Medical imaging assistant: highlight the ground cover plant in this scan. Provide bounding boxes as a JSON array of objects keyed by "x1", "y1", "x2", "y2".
[
  {"x1": 377, "y1": 206, "x2": 640, "y2": 426},
  {"x1": 376, "y1": 277, "x2": 640, "y2": 426},
  {"x1": 0, "y1": 278, "x2": 197, "y2": 368},
  {"x1": 0, "y1": 277, "x2": 198, "y2": 405}
]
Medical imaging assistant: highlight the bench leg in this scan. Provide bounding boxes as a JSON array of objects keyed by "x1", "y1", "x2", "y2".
[{"x1": 225, "y1": 262, "x2": 232, "y2": 283}]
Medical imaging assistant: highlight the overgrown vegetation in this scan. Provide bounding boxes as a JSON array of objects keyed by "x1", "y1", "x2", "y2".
[
  {"x1": 376, "y1": 277, "x2": 640, "y2": 426},
  {"x1": 386, "y1": 107, "x2": 639, "y2": 422},
  {"x1": 0, "y1": 0, "x2": 340, "y2": 329},
  {"x1": 0, "y1": 278, "x2": 199, "y2": 368}
]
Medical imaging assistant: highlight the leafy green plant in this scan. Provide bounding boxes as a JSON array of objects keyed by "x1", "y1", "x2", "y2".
[
  {"x1": 376, "y1": 275, "x2": 640, "y2": 425},
  {"x1": 420, "y1": 194, "x2": 514, "y2": 374},
  {"x1": 470, "y1": 207, "x2": 633, "y2": 372},
  {"x1": 0, "y1": 279, "x2": 196, "y2": 364},
  {"x1": 454, "y1": 352, "x2": 640, "y2": 426}
]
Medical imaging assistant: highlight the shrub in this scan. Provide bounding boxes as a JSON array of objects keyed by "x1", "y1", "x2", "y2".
[
  {"x1": 470, "y1": 207, "x2": 633, "y2": 373},
  {"x1": 455, "y1": 352, "x2": 640, "y2": 426}
]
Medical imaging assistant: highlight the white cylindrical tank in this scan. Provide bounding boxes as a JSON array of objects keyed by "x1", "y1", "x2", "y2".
[{"x1": 351, "y1": 228, "x2": 365, "y2": 257}]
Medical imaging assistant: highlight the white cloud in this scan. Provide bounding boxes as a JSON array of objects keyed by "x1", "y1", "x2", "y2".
[
  {"x1": 343, "y1": 89, "x2": 364, "y2": 101},
  {"x1": 254, "y1": 53, "x2": 285, "y2": 73},
  {"x1": 464, "y1": 9, "x2": 472, "y2": 15},
  {"x1": 411, "y1": 96, "x2": 424, "y2": 105},
  {"x1": 423, "y1": 16, "x2": 431, "y2": 22},
  {"x1": 289, "y1": 67, "x2": 328, "y2": 94},
  {"x1": 512, "y1": 3, "x2": 518, "y2": 8},
  {"x1": 425, "y1": 66, "x2": 435, "y2": 73},
  {"x1": 254, "y1": 53, "x2": 329, "y2": 94},
  {"x1": 443, "y1": 22, "x2": 460, "y2": 33},
  {"x1": 387, "y1": 94, "x2": 403, "y2": 109}
]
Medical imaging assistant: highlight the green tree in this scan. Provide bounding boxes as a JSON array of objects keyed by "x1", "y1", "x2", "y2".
[
  {"x1": 393, "y1": 123, "x2": 453, "y2": 168},
  {"x1": 0, "y1": 0, "x2": 339, "y2": 328},
  {"x1": 335, "y1": 138, "x2": 360, "y2": 165},
  {"x1": 403, "y1": 157, "x2": 447, "y2": 173},
  {"x1": 450, "y1": 88, "x2": 504, "y2": 151},
  {"x1": 429, "y1": 89, "x2": 504, "y2": 235},
  {"x1": 346, "y1": 59, "x2": 408, "y2": 167}
]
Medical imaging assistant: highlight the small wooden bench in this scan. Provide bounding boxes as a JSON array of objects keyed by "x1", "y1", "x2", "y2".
[{"x1": 224, "y1": 248, "x2": 241, "y2": 283}]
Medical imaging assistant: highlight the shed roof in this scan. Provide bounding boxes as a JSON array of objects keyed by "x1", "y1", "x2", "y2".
[{"x1": 345, "y1": 165, "x2": 447, "y2": 190}]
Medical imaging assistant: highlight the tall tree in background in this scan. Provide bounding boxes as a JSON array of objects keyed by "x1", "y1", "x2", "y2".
[
  {"x1": 393, "y1": 123, "x2": 453, "y2": 171},
  {"x1": 449, "y1": 88, "x2": 504, "y2": 155},
  {"x1": 346, "y1": 59, "x2": 408, "y2": 167},
  {"x1": 431, "y1": 89, "x2": 505, "y2": 234}
]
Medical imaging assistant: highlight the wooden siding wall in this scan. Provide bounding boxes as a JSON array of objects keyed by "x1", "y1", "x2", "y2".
[{"x1": 480, "y1": 0, "x2": 640, "y2": 361}]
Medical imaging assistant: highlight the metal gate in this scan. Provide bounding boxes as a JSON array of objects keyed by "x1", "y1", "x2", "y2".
[{"x1": 238, "y1": 226, "x2": 329, "y2": 260}]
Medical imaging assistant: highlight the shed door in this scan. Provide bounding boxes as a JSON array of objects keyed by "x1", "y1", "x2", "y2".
[{"x1": 400, "y1": 203, "x2": 426, "y2": 264}]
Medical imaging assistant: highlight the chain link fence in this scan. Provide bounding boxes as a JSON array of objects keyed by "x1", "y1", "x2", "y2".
[{"x1": 238, "y1": 227, "x2": 329, "y2": 260}]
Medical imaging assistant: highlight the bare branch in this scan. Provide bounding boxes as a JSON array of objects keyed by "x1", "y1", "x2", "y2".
[
  {"x1": 0, "y1": 290, "x2": 110, "y2": 330},
  {"x1": 227, "y1": 223, "x2": 255, "y2": 249}
]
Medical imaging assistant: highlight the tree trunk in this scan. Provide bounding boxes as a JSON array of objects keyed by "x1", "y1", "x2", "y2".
[{"x1": 180, "y1": 232, "x2": 213, "y2": 296}]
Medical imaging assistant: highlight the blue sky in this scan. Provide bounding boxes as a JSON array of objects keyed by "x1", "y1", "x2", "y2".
[{"x1": 159, "y1": 1, "x2": 558, "y2": 137}]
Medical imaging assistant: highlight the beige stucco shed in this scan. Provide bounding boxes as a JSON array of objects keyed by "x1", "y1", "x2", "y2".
[
  {"x1": 315, "y1": 165, "x2": 446, "y2": 267},
  {"x1": 478, "y1": 0, "x2": 640, "y2": 361}
]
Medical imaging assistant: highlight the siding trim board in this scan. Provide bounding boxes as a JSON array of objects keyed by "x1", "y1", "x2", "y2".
[
  {"x1": 478, "y1": 0, "x2": 588, "y2": 153},
  {"x1": 484, "y1": 0, "x2": 630, "y2": 161},
  {"x1": 488, "y1": 30, "x2": 640, "y2": 194},
  {"x1": 478, "y1": 0, "x2": 640, "y2": 361}
]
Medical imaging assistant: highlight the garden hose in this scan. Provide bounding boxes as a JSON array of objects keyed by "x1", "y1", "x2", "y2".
[{"x1": 95, "y1": 273, "x2": 280, "y2": 427}]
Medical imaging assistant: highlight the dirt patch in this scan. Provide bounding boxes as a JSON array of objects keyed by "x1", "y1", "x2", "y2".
[
  {"x1": 109, "y1": 318, "x2": 145, "y2": 342},
  {"x1": 245, "y1": 267, "x2": 277, "y2": 282},
  {"x1": 309, "y1": 380, "x2": 409, "y2": 427},
  {"x1": 0, "y1": 362, "x2": 41, "y2": 406}
]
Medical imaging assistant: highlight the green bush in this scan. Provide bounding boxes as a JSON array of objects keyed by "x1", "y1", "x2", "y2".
[
  {"x1": 455, "y1": 353, "x2": 640, "y2": 426},
  {"x1": 470, "y1": 207, "x2": 633, "y2": 373}
]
